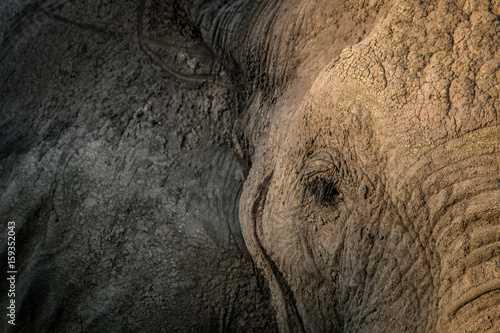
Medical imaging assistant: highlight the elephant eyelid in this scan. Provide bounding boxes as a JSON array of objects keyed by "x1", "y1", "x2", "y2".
[
  {"x1": 300, "y1": 149, "x2": 342, "y2": 178},
  {"x1": 303, "y1": 168, "x2": 332, "y2": 179}
]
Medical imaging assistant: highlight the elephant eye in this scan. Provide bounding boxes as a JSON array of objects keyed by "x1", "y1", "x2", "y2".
[{"x1": 305, "y1": 177, "x2": 342, "y2": 207}]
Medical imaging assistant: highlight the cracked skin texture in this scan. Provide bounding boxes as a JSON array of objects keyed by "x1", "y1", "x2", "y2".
[
  {"x1": 1, "y1": 0, "x2": 500, "y2": 332},
  {"x1": 237, "y1": 1, "x2": 500, "y2": 332},
  {"x1": 0, "y1": 0, "x2": 276, "y2": 332}
]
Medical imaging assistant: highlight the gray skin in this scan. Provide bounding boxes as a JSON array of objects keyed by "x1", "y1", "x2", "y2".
[
  {"x1": 1, "y1": 0, "x2": 500, "y2": 332},
  {"x1": 0, "y1": 0, "x2": 276, "y2": 332}
]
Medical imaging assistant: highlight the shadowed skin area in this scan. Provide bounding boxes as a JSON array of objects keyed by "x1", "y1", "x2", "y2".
[
  {"x1": 1, "y1": 0, "x2": 500, "y2": 332},
  {"x1": 0, "y1": 0, "x2": 277, "y2": 331}
]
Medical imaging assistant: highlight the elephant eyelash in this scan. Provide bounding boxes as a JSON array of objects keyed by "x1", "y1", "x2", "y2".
[
  {"x1": 305, "y1": 177, "x2": 343, "y2": 207},
  {"x1": 300, "y1": 149, "x2": 346, "y2": 207}
]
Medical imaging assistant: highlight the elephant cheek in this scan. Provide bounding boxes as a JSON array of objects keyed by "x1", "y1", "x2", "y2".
[
  {"x1": 239, "y1": 169, "x2": 341, "y2": 332},
  {"x1": 239, "y1": 171, "x2": 305, "y2": 332}
]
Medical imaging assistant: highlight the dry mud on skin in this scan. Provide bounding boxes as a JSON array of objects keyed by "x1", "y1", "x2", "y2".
[
  {"x1": 0, "y1": 0, "x2": 276, "y2": 332},
  {"x1": 1, "y1": 0, "x2": 500, "y2": 333}
]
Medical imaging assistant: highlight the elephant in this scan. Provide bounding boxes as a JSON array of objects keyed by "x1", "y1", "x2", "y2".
[
  {"x1": 1, "y1": 0, "x2": 499, "y2": 332},
  {"x1": 0, "y1": 0, "x2": 277, "y2": 331}
]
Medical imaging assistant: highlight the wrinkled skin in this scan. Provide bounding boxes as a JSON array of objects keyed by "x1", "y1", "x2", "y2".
[
  {"x1": 239, "y1": 3, "x2": 500, "y2": 333},
  {"x1": 2, "y1": 0, "x2": 500, "y2": 332},
  {"x1": 0, "y1": 0, "x2": 277, "y2": 332},
  {"x1": 179, "y1": 0, "x2": 500, "y2": 331}
]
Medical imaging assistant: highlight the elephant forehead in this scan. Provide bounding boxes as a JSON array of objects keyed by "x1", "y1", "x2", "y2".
[
  {"x1": 242, "y1": 1, "x2": 498, "y2": 174},
  {"x1": 304, "y1": 1, "x2": 498, "y2": 136},
  {"x1": 285, "y1": 6, "x2": 497, "y2": 159},
  {"x1": 250, "y1": 0, "x2": 500, "y2": 191}
]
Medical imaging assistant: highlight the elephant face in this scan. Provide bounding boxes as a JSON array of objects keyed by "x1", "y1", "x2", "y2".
[
  {"x1": 236, "y1": 1, "x2": 500, "y2": 332},
  {"x1": 2, "y1": 0, "x2": 499, "y2": 331}
]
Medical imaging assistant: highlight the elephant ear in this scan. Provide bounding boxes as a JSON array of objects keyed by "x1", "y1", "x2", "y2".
[
  {"x1": 136, "y1": 0, "x2": 220, "y2": 84},
  {"x1": 0, "y1": 1, "x2": 280, "y2": 331}
]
